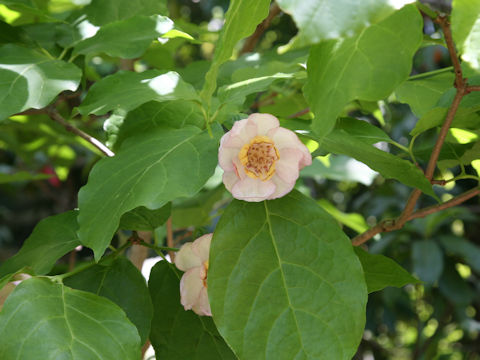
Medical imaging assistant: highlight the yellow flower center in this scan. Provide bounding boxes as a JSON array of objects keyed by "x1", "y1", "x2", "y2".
[
  {"x1": 202, "y1": 260, "x2": 209, "y2": 288},
  {"x1": 239, "y1": 136, "x2": 280, "y2": 181}
]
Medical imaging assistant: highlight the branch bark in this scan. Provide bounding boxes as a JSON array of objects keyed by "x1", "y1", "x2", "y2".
[
  {"x1": 46, "y1": 106, "x2": 114, "y2": 157},
  {"x1": 240, "y1": 3, "x2": 281, "y2": 54}
]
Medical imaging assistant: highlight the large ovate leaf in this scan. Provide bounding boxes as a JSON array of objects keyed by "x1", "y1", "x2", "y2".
[
  {"x1": 0, "y1": 211, "x2": 80, "y2": 278},
  {"x1": 276, "y1": 0, "x2": 414, "y2": 45},
  {"x1": 209, "y1": 191, "x2": 367, "y2": 360},
  {"x1": 77, "y1": 125, "x2": 221, "y2": 260},
  {"x1": 83, "y1": 0, "x2": 168, "y2": 26},
  {"x1": 395, "y1": 71, "x2": 455, "y2": 117},
  {"x1": 317, "y1": 130, "x2": 435, "y2": 196},
  {"x1": 412, "y1": 240, "x2": 444, "y2": 284},
  {"x1": 354, "y1": 247, "x2": 420, "y2": 293},
  {"x1": 0, "y1": 44, "x2": 81, "y2": 120},
  {"x1": 0, "y1": 278, "x2": 141, "y2": 359},
  {"x1": 119, "y1": 203, "x2": 171, "y2": 231},
  {"x1": 148, "y1": 261, "x2": 236, "y2": 359},
  {"x1": 200, "y1": 0, "x2": 271, "y2": 104},
  {"x1": 77, "y1": 70, "x2": 200, "y2": 116},
  {"x1": 73, "y1": 15, "x2": 174, "y2": 58},
  {"x1": 451, "y1": 0, "x2": 480, "y2": 72},
  {"x1": 64, "y1": 257, "x2": 153, "y2": 344},
  {"x1": 304, "y1": 5, "x2": 422, "y2": 139},
  {"x1": 335, "y1": 117, "x2": 392, "y2": 145}
]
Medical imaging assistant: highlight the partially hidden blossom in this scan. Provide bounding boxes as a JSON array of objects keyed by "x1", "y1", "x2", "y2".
[
  {"x1": 219, "y1": 113, "x2": 312, "y2": 202},
  {"x1": 174, "y1": 233, "x2": 212, "y2": 316}
]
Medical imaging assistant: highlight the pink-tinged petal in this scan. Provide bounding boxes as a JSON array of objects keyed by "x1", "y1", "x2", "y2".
[
  {"x1": 229, "y1": 118, "x2": 257, "y2": 143},
  {"x1": 275, "y1": 148, "x2": 304, "y2": 184},
  {"x1": 191, "y1": 233, "x2": 212, "y2": 263},
  {"x1": 268, "y1": 174, "x2": 296, "y2": 200},
  {"x1": 218, "y1": 145, "x2": 239, "y2": 172},
  {"x1": 179, "y1": 267, "x2": 205, "y2": 311},
  {"x1": 223, "y1": 170, "x2": 239, "y2": 192},
  {"x1": 232, "y1": 177, "x2": 275, "y2": 202},
  {"x1": 175, "y1": 242, "x2": 202, "y2": 271},
  {"x1": 220, "y1": 131, "x2": 245, "y2": 149},
  {"x1": 267, "y1": 127, "x2": 312, "y2": 168},
  {"x1": 191, "y1": 287, "x2": 212, "y2": 316},
  {"x1": 248, "y1": 113, "x2": 279, "y2": 135}
]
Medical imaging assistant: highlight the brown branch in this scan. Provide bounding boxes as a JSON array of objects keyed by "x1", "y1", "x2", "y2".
[
  {"x1": 288, "y1": 107, "x2": 310, "y2": 119},
  {"x1": 467, "y1": 85, "x2": 480, "y2": 93},
  {"x1": 352, "y1": 16, "x2": 472, "y2": 246},
  {"x1": 46, "y1": 106, "x2": 114, "y2": 157},
  {"x1": 166, "y1": 217, "x2": 175, "y2": 261},
  {"x1": 352, "y1": 188, "x2": 480, "y2": 246},
  {"x1": 240, "y1": 3, "x2": 281, "y2": 54}
]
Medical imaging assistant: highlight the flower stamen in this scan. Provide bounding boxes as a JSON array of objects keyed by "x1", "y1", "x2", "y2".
[{"x1": 239, "y1": 136, "x2": 280, "y2": 181}]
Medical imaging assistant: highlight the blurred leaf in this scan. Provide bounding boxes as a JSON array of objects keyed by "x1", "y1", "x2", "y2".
[
  {"x1": 0, "y1": 171, "x2": 51, "y2": 184},
  {"x1": 65, "y1": 257, "x2": 153, "y2": 343},
  {"x1": 439, "y1": 260, "x2": 474, "y2": 306},
  {"x1": 300, "y1": 155, "x2": 378, "y2": 185},
  {"x1": 83, "y1": 0, "x2": 167, "y2": 26},
  {"x1": 439, "y1": 236, "x2": 480, "y2": 273},
  {"x1": 354, "y1": 247, "x2": 420, "y2": 293},
  {"x1": 0, "y1": 0, "x2": 55, "y2": 21},
  {"x1": 77, "y1": 70, "x2": 200, "y2": 116},
  {"x1": 396, "y1": 71, "x2": 455, "y2": 117},
  {"x1": 318, "y1": 199, "x2": 368, "y2": 233},
  {"x1": 200, "y1": 0, "x2": 271, "y2": 104},
  {"x1": 73, "y1": 15, "x2": 174, "y2": 58},
  {"x1": 119, "y1": 203, "x2": 171, "y2": 231},
  {"x1": 77, "y1": 126, "x2": 221, "y2": 260},
  {"x1": 304, "y1": 5, "x2": 422, "y2": 139},
  {"x1": 148, "y1": 261, "x2": 236, "y2": 359},
  {"x1": 0, "y1": 278, "x2": 141, "y2": 359},
  {"x1": 451, "y1": 0, "x2": 480, "y2": 72},
  {"x1": 172, "y1": 186, "x2": 225, "y2": 228},
  {"x1": 335, "y1": 117, "x2": 392, "y2": 145},
  {"x1": 0, "y1": 211, "x2": 80, "y2": 278},
  {"x1": 209, "y1": 191, "x2": 367, "y2": 359},
  {"x1": 317, "y1": 130, "x2": 435, "y2": 196},
  {"x1": 0, "y1": 44, "x2": 81, "y2": 119},
  {"x1": 412, "y1": 240, "x2": 444, "y2": 284},
  {"x1": 278, "y1": 0, "x2": 415, "y2": 46}
]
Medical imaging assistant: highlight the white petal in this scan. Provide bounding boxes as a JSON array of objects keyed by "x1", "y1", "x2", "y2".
[
  {"x1": 191, "y1": 287, "x2": 212, "y2": 316},
  {"x1": 223, "y1": 170, "x2": 239, "y2": 192},
  {"x1": 248, "y1": 113, "x2": 279, "y2": 135},
  {"x1": 179, "y1": 267, "x2": 205, "y2": 311},
  {"x1": 175, "y1": 242, "x2": 202, "y2": 271},
  {"x1": 268, "y1": 174, "x2": 296, "y2": 200},
  {"x1": 232, "y1": 177, "x2": 275, "y2": 202},
  {"x1": 191, "y1": 234, "x2": 212, "y2": 263},
  {"x1": 275, "y1": 148, "x2": 304, "y2": 184}
]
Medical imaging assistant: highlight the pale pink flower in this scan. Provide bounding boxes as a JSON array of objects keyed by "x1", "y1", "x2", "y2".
[
  {"x1": 174, "y1": 233, "x2": 212, "y2": 316},
  {"x1": 218, "y1": 113, "x2": 312, "y2": 202}
]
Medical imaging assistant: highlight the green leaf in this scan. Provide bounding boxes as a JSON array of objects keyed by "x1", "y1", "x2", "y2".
[
  {"x1": 0, "y1": 44, "x2": 81, "y2": 120},
  {"x1": 172, "y1": 186, "x2": 225, "y2": 228},
  {"x1": 412, "y1": 240, "x2": 444, "y2": 284},
  {"x1": 77, "y1": 125, "x2": 222, "y2": 260},
  {"x1": 395, "y1": 71, "x2": 455, "y2": 117},
  {"x1": 0, "y1": 0, "x2": 56, "y2": 21},
  {"x1": 64, "y1": 257, "x2": 153, "y2": 344},
  {"x1": 209, "y1": 191, "x2": 367, "y2": 359},
  {"x1": 335, "y1": 117, "x2": 392, "y2": 145},
  {"x1": 318, "y1": 129, "x2": 435, "y2": 196},
  {"x1": 276, "y1": 0, "x2": 414, "y2": 45},
  {"x1": 451, "y1": 0, "x2": 480, "y2": 72},
  {"x1": 84, "y1": 0, "x2": 168, "y2": 26},
  {"x1": 439, "y1": 235, "x2": 480, "y2": 273},
  {"x1": 439, "y1": 260, "x2": 474, "y2": 306},
  {"x1": 148, "y1": 261, "x2": 236, "y2": 359},
  {"x1": 73, "y1": 15, "x2": 174, "y2": 58},
  {"x1": 119, "y1": 203, "x2": 171, "y2": 231},
  {"x1": 77, "y1": 70, "x2": 200, "y2": 116},
  {"x1": 217, "y1": 72, "x2": 298, "y2": 108},
  {"x1": 0, "y1": 211, "x2": 80, "y2": 278},
  {"x1": 318, "y1": 199, "x2": 368, "y2": 233},
  {"x1": 354, "y1": 247, "x2": 420, "y2": 293},
  {"x1": 200, "y1": 0, "x2": 271, "y2": 104},
  {"x1": 304, "y1": 5, "x2": 422, "y2": 139},
  {"x1": 0, "y1": 171, "x2": 51, "y2": 184},
  {"x1": 0, "y1": 278, "x2": 141, "y2": 359},
  {"x1": 108, "y1": 100, "x2": 204, "y2": 151}
]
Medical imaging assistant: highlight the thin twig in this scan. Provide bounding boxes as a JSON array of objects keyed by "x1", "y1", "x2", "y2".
[
  {"x1": 288, "y1": 107, "x2": 311, "y2": 119},
  {"x1": 46, "y1": 106, "x2": 114, "y2": 157},
  {"x1": 166, "y1": 217, "x2": 175, "y2": 261},
  {"x1": 240, "y1": 3, "x2": 281, "y2": 54},
  {"x1": 352, "y1": 16, "x2": 473, "y2": 246},
  {"x1": 467, "y1": 85, "x2": 480, "y2": 93}
]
